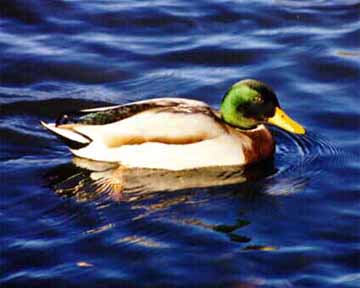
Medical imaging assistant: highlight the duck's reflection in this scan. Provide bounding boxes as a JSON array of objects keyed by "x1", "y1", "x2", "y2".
[
  {"x1": 46, "y1": 156, "x2": 276, "y2": 202},
  {"x1": 45, "y1": 157, "x2": 308, "y2": 251}
]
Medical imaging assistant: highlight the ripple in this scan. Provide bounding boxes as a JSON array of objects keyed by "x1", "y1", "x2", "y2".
[
  {"x1": 0, "y1": 98, "x2": 111, "y2": 118},
  {"x1": 1, "y1": 59, "x2": 133, "y2": 85},
  {"x1": 1, "y1": 0, "x2": 45, "y2": 25},
  {"x1": 159, "y1": 46, "x2": 269, "y2": 66},
  {"x1": 262, "y1": 128, "x2": 344, "y2": 195}
]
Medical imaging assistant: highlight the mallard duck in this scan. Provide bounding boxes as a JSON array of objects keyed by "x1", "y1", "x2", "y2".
[{"x1": 41, "y1": 79, "x2": 305, "y2": 171}]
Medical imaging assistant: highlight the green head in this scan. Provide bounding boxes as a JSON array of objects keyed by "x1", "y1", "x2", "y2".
[{"x1": 220, "y1": 79, "x2": 305, "y2": 134}]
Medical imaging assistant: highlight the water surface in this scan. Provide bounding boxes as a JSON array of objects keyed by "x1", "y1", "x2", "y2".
[{"x1": 1, "y1": 0, "x2": 359, "y2": 287}]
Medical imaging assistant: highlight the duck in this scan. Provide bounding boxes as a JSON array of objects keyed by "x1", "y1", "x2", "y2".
[{"x1": 41, "y1": 79, "x2": 305, "y2": 171}]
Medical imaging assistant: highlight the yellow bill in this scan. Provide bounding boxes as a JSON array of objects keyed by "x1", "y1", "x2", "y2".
[{"x1": 268, "y1": 107, "x2": 306, "y2": 134}]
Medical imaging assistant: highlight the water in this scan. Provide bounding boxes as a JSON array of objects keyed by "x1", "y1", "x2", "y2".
[{"x1": 1, "y1": 0, "x2": 359, "y2": 287}]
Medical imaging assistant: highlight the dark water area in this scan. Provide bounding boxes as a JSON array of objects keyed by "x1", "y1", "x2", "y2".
[{"x1": 1, "y1": 0, "x2": 359, "y2": 287}]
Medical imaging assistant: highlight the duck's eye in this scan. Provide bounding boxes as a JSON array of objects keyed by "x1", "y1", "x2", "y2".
[
  {"x1": 253, "y1": 96, "x2": 263, "y2": 104},
  {"x1": 240, "y1": 103, "x2": 263, "y2": 119}
]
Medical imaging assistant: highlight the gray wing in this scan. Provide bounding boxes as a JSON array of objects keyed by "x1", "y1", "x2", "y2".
[{"x1": 56, "y1": 98, "x2": 206, "y2": 126}]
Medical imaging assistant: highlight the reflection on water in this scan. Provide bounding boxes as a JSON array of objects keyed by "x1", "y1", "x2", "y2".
[{"x1": 46, "y1": 157, "x2": 275, "y2": 201}]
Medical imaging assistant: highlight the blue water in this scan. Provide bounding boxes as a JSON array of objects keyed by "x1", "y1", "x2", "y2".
[{"x1": 1, "y1": 0, "x2": 359, "y2": 287}]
